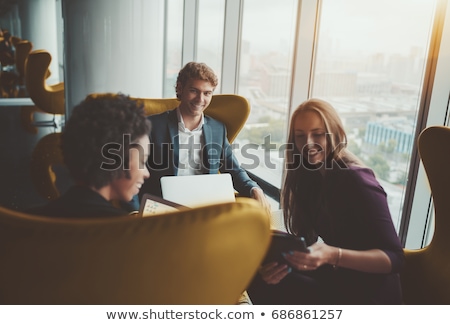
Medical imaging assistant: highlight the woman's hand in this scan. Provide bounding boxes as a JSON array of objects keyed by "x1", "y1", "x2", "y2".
[
  {"x1": 259, "y1": 261, "x2": 291, "y2": 285},
  {"x1": 284, "y1": 243, "x2": 393, "y2": 273},
  {"x1": 283, "y1": 242, "x2": 337, "y2": 271}
]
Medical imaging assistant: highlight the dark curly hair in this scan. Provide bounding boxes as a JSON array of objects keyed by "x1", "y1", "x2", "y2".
[
  {"x1": 62, "y1": 93, "x2": 151, "y2": 189},
  {"x1": 175, "y1": 62, "x2": 218, "y2": 99}
]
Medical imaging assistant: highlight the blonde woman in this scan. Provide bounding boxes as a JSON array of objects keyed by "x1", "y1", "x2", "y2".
[{"x1": 248, "y1": 98, "x2": 404, "y2": 304}]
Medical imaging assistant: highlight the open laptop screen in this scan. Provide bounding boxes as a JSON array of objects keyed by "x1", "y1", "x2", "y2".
[{"x1": 160, "y1": 174, "x2": 236, "y2": 208}]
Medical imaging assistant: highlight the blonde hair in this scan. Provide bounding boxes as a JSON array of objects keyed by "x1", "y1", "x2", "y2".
[
  {"x1": 285, "y1": 98, "x2": 361, "y2": 166},
  {"x1": 282, "y1": 98, "x2": 362, "y2": 239}
]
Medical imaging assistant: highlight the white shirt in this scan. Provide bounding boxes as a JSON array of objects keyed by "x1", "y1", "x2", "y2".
[{"x1": 176, "y1": 108, "x2": 204, "y2": 176}]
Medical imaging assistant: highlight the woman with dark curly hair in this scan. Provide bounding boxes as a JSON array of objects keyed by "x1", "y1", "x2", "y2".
[
  {"x1": 29, "y1": 93, "x2": 151, "y2": 218},
  {"x1": 247, "y1": 98, "x2": 404, "y2": 304}
]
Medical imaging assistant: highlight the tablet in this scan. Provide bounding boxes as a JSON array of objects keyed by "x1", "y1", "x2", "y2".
[
  {"x1": 263, "y1": 230, "x2": 310, "y2": 264},
  {"x1": 139, "y1": 193, "x2": 184, "y2": 217}
]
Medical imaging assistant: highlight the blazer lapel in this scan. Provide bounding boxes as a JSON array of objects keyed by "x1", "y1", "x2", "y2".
[{"x1": 202, "y1": 119, "x2": 221, "y2": 173}]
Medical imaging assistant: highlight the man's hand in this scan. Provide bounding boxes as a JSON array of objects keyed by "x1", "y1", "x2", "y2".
[{"x1": 251, "y1": 187, "x2": 272, "y2": 215}]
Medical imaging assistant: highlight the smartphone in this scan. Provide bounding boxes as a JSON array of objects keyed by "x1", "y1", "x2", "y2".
[{"x1": 263, "y1": 230, "x2": 310, "y2": 264}]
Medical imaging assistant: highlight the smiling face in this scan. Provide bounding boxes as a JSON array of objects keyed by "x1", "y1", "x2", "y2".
[
  {"x1": 109, "y1": 135, "x2": 151, "y2": 202},
  {"x1": 176, "y1": 78, "x2": 214, "y2": 120},
  {"x1": 294, "y1": 110, "x2": 328, "y2": 167}
]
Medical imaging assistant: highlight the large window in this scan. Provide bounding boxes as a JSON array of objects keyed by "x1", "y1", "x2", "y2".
[
  {"x1": 224, "y1": 0, "x2": 437, "y2": 234},
  {"x1": 169, "y1": 0, "x2": 446, "y2": 246},
  {"x1": 164, "y1": 0, "x2": 447, "y2": 247},
  {"x1": 311, "y1": 0, "x2": 436, "y2": 232}
]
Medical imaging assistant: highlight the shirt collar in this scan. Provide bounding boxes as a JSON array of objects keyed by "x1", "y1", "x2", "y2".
[{"x1": 176, "y1": 107, "x2": 205, "y2": 132}]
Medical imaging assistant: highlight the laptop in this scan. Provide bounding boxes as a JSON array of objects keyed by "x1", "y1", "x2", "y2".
[{"x1": 160, "y1": 173, "x2": 236, "y2": 208}]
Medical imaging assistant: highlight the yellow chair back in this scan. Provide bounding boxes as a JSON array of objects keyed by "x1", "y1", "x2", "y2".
[
  {"x1": 25, "y1": 50, "x2": 64, "y2": 115},
  {"x1": 401, "y1": 126, "x2": 450, "y2": 304},
  {"x1": 10, "y1": 35, "x2": 22, "y2": 48},
  {"x1": 0, "y1": 198, "x2": 270, "y2": 304},
  {"x1": 135, "y1": 94, "x2": 250, "y2": 143},
  {"x1": 30, "y1": 132, "x2": 64, "y2": 200}
]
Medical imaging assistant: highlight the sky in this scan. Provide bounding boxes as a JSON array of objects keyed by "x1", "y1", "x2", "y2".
[{"x1": 319, "y1": 0, "x2": 436, "y2": 56}]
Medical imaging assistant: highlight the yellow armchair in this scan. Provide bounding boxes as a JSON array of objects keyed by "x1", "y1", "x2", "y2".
[
  {"x1": 86, "y1": 94, "x2": 251, "y2": 144},
  {"x1": 10, "y1": 35, "x2": 22, "y2": 48},
  {"x1": 0, "y1": 198, "x2": 270, "y2": 304},
  {"x1": 135, "y1": 94, "x2": 250, "y2": 143},
  {"x1": 400, "y1": 126, "x2": 450, "y2": 304},
  {"x1": 30, "y1": 132, "x2": 64, "y2": 201},
  {"x1": 25, "y1": 49, "x2": 64, "y2": 115}
]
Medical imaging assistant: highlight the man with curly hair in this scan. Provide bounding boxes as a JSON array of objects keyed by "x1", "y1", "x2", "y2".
[
  {"x1": 139, "y1": 62, "x2": 270, "y2": 212},
  {"x1": 29, "y1": 93, "x2": 151, "y2": 218}
]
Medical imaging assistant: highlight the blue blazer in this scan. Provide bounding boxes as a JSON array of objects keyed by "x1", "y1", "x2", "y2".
[{"x1": 140, "y1": 109, "x2": 259, "y2": 199}]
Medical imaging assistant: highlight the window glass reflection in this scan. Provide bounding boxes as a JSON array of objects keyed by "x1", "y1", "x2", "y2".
[
  {"x1": 236, "y1": 0, "x2": 298, "y2": 188},
  {"x1": 197, "y1": 0, "x2": 225, "y2": 82},
  {"x1": 164, "y1": 0, "x2": 183, "y2": 98},
  {"x1": 312, "y1": 0, "x2": 436, "y2": 230}
]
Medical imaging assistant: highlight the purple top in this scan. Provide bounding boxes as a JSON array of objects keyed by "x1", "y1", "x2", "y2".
[
  {"x1": 314, "y1": 165, "x2": 404, "y2": 303},
  {"x1": 319, "y1": 165, "x2": 404, "y2": 271}
]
